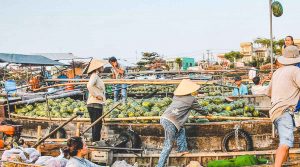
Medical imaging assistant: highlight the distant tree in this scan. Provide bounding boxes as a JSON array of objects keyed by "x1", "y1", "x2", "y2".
[
  {"x1": 175, "y1": 58, "x2": 182, "y2": 70},
  {"x1": 224, "y1": 51, "x2": 244, "y2": 62},
  {"x1": 137, "y1": 52, "x2": 160, "y2": 70},
  {"x1": 254, "y1": 37, "x2": 284, "y2": 55}
]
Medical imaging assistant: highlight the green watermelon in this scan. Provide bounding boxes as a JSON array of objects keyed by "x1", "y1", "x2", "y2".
[{"x1": 272, "y1": 1, "x2": 283, "y2": 17}]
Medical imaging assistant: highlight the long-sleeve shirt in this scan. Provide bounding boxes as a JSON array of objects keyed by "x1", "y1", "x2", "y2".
[
  {"x1": 66, "y1": 156, "x2": 100, "y2": 167},
  {"x1": 161, "y1": 95, "x2": 205, "y2": 130},
  {"x1": 251, "y1": 85, "x2": 268, "y2": 95},
  {"x1": 87, "y1": 72, "x2": 106, "y2": 105},
  {"x1": 266, "y1": 66, "x2": 300, "y2": 122}
]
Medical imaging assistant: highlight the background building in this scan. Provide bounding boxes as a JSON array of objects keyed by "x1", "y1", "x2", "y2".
[{"x1": 166, "y1": 57, "x2": 195, "y2": 71}]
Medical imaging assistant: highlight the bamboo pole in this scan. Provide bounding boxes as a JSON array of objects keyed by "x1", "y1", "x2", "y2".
[{"x1": 44, "y1": 79, "x2": 215, "y2": 84}]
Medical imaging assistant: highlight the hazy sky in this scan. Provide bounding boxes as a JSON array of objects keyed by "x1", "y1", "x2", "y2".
[{"x1": 0, "y1": 0, "x2": 299, "y2": 63}]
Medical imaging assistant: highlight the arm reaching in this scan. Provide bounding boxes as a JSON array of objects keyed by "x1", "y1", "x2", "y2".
[{"x1": 191, "y1": 100, "x2": 208, "y2": 116}]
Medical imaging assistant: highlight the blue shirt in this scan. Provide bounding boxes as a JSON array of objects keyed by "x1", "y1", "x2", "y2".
[
  {"x1": 232, "y1": 84, "x2": 248, "y2": 96},
  {"x1": 66, "y1": 156, "x2": 101, "y2": 167},
  {"x1": 295, "y1": 63, "x2": 300, "y2": 112}
]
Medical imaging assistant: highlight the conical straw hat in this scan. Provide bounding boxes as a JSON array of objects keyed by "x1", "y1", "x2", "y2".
[
  {"x1": 86, "y1": 59, "x2": 107, "y2": 74},
  {"x1": 174, "y1": 79, "x2": 200, "y2": 96}
]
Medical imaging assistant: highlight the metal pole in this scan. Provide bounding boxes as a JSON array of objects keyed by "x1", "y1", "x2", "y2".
[{"x1": 269, "y1": 0, "x2": 274, "y2": 73}]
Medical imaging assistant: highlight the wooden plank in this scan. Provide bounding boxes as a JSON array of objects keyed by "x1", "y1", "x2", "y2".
[
  {"x1": 37, "y1": 125, "x2": 42, "y2": 152},
  {"x1": 104, "y1": 116, "x2": 270, "y2": 122},
  {"x1": 10, "y1": 113, "x2": 271, "y2": 123},
  {"x1": 103, "y1": 120, "x2": 270, "y2": 126},
  {"x1": 112, "y1": 148, "x2": 300, "y2": 158}
]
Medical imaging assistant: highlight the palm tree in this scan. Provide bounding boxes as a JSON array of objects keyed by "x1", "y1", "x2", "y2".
[
  {"x1": 254, "y1": 38, "x2": 271, "y2": 48},
  {"x1": 175, "y1": 58, "x2": 182, "y2": 73}
]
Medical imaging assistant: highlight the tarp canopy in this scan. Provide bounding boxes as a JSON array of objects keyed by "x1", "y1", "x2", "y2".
[{"x1": 0, "y1": 53, "x2": 66, "y2": 66}]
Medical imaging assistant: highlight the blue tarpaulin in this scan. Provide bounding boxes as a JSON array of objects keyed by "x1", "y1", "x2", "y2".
[{"x1": 0, "y1": 53, "x2": 66, "y2": 66}]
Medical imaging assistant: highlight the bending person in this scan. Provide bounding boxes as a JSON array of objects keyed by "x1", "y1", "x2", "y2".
[{"x1": 157, "y1": 79, "x2": 207, "y2": 167}]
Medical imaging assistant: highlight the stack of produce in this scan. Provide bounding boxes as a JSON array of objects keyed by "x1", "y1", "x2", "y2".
[
  {"x1": 105, "y1": 96, "x2": 262, "y2": 122},
  {"x1": 126, "y1": 85, "x2": 176, "y2": 94},
  {"x1": 104, "y1": 97, "x2": 172, "y2": 120},
  {"x1": 198, "y1": 96, "x2": 260, "y2": 117},
  {"x1": 15, "y1": 97, "x2": 89, "y2": 118},
  {"x1": 199, "y1": 85, "x2": 232, "y2": 94},
  {"x1": 15, "y1": 96, "x2": 262, "y2": 122}
]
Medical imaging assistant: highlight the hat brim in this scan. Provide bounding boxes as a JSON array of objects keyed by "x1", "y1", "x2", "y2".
[
  {"x1": 174, "y1": 84, "x2": 200, "y2": 96},
  {"x1": 86, "y1": 60, "x2": 108, "y2": 74},
  {"x1": 277, "y1": 56, "x2": 300, "y2": 65}
]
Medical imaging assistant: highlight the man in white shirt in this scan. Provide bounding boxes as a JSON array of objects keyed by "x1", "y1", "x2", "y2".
[
  {"x1": 251, "y1": 76, "x2": 268, "y2": 95},
  {"x1": 248, "y1": 66, "x2": 257, "y2": 80}
]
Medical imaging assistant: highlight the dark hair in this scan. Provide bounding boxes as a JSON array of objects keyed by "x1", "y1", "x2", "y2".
[
  {"x1": 252, "y1": 76, "x2": 260, "y2": 85},
  {"x1": 284, "y1": 36, "x2": 295, "y2": 48},
  {"x1": 65, "y1": 137, "x2": 83, "y2": 157},
  {"x1": 234, "y1": 76, "x2": 242, "y2": 81},
  {"x1": 108, "y1": 57, "x2": 117, "y2": 63}
]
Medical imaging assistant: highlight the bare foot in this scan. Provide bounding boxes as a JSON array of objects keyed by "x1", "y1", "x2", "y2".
[{"x1": 177, "y1": 151, "x2": 190, "y2": 156}]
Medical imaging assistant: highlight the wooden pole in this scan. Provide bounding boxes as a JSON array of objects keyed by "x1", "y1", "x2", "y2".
[
  {"x1": 80, "y1": 103, "x2": 121, "y2": 136},
  {"x1": 37, "y1": 125, "x2": 42, "y2": 152},
  {"x1": 76, "y1": 122, "x2": 81, "y2": 137},
  {"x1": 33, "y1": 113, "x2": 82, "y2": 148}
]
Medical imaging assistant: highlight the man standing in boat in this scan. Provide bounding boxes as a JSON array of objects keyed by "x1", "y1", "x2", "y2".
[
  {"x1": 109, "y1": 57, "x2": 127, "y2": 103},
  {"x1": 266, "y1": 46, "x2": 300, "y2": 167}
]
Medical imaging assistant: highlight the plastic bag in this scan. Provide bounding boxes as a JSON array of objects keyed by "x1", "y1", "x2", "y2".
[
  {"x1": 35, "y1": 156, "x2": 53, "y2": 165},
  {"x1": 45, "y1": 158, "x2": 68, "y2": 167},
  {"x1": 1, "y1": 147, "x2": 41, "y2": 164},
  {"x1": 23, "y1": 148, "x2": 41, "y2": 163},
  {"x1": 111, "y1": 160, "x2": 138, "y2": 167},
  {"x1": 35, "y1": 149, "x2": 67, "y2": 167},
  {"x1": 1, "y1": 148, "x2": 28, "y2": 163}
]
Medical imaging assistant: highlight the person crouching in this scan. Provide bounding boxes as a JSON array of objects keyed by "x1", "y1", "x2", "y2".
[{"x1": 157, "y1": 79, "x2": 207, "y2": 167}]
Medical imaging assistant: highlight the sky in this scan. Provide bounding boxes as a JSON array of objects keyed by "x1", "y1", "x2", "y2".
[{"x1": 0, "y1": 0, "x2": 299, "y2": 63}]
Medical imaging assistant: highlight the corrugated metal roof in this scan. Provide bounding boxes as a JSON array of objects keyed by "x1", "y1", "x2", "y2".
[
  {"x1": 37, "y1": 53, "x2": 78, "y2": 61},
  {"x1": 0, "y1": 53, "x2": 66, "y2": 66}
]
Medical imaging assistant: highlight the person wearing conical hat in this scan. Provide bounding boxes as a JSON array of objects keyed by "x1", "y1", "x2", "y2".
[
  {"x1": 157, "y1": 79, "x2": 207, "y2": 167},
  {"x1": 86, "y1": 59, "x2": 107, "y2": 142},
  {"x1": 265, "y1": 45, "x2": 300, "y2": 167}
]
